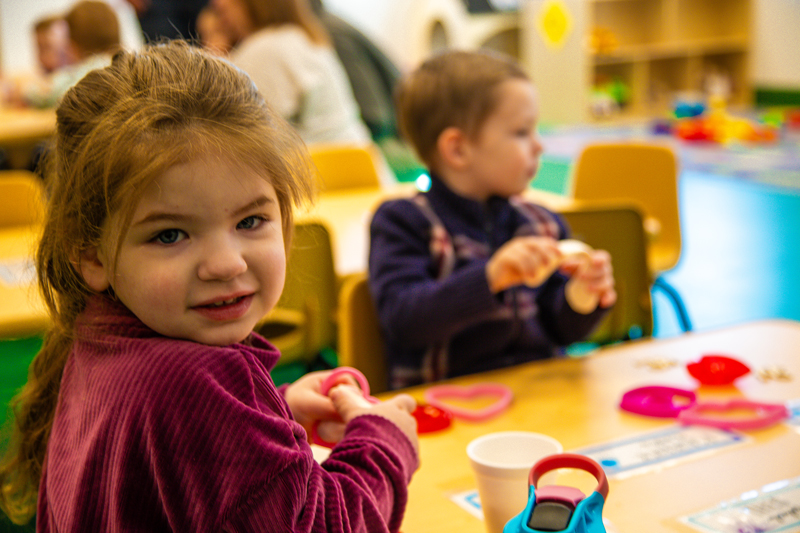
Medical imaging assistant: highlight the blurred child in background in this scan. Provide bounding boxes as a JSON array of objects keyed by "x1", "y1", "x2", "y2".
[
  {"x1": 369, "y1": 50, "x2": 616, "y2": 389},
  {"x1": 33, "y1": 16, "x2": 71, "y2": 75},
  {"x1": 21, "y1": 1, "x2": 121, "y2": 108}
]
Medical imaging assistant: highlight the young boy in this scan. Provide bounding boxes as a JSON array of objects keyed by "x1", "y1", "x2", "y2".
[{"x1": 368, "y1": 50, "x2": 617, "y2": 390}]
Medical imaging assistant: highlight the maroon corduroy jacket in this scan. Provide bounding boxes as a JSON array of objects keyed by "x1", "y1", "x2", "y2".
[{"x1": 37, "y1": 296, "x2": 418, "y2": 532}]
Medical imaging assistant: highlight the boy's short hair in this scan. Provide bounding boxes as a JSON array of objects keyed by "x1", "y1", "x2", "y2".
[
  {"x1": 64, "y1": 0, "x2": 121, "y2": 56},
  {"x1": 395, "y1": 49, "x2": 529, "y2": 170}
]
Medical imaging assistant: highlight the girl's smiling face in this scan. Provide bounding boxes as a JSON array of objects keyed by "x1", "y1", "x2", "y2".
[{"x1": 82, "y1": 155, "x2": 286, "y2": 346}]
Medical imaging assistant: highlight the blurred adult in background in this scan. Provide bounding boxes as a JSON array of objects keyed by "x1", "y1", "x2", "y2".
[
  {"x1": 307, "y1": 0, "x2": 400, "y2": 143},
  {"x1": 196, "y1": 6, "x2": 233, "y2": 55},
  {"x1": 212, "y1": 0, "x2": 372, "y2": 146},
  {"x1": 33, "y1": 16, "x2": 71, "y2": 75},
  {"x1": 308, "y1": 0, "x2": 424, "y2": 182},
  {"x1": 125, "y1": 0, "x2": 208, "y2": 41}
]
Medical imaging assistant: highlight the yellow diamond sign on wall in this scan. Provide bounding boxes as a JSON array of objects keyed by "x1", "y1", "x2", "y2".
[{"x1": 537, "y1": 0, "x2": 573, "y2": 49}]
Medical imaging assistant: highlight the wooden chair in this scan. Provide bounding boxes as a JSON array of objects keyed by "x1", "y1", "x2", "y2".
[
  {"x1": 256, "y1": 220, "x2": 338, "y2": 367},
  {"x1": 308, "y1": 144, "x2": 382, "y2": 192},
  {"x1": 336, "y1": 272, "x2": 388, "y2": 394},
  {"x1": 0, "y1": 171, "x2": 46, "y2": 228},
  {"x1": 559, "y1": 202, "x2": 653, "y2": 344},
  {"x1": 571, "y1": 142, "x2": 691, "y2": 331}
]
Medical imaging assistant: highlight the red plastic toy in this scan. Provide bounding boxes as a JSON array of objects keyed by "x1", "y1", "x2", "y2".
[
  {"x1": 412, "y1": 404, "x2": 453, "y2": 434},
  {"x1": 686, "y1": 354, "x2": 750, "y2": 385}
]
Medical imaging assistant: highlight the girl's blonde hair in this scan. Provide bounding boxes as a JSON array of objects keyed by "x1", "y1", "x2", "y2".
[
  {"x1": 395, "y1": 49, "x2": 530, "y2": 172},
  {"x1": 0, "y1": 40, "x2": 314, "y2": 525},
  {"x1": 238, "y1": 0, "x2": 330, "y2": 46}
]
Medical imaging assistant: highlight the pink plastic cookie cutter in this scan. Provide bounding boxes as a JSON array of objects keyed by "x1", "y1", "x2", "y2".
[
  {"x1": 619, "y1": 385, "x2": 697, "y2": 418},
  {"x1": 312, "y1": 367, "x2": 380, "y2": 448},
  {"x1": 678, "y1": 399, "x2": 790, "y2": 430},
  {"x1": 423, "y1": 383, "x2": 513, "y2": 422}
]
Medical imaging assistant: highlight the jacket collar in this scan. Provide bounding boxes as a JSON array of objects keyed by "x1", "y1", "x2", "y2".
[{"x1": 427, "y1": 173, "x2": 511, "y2": 227}]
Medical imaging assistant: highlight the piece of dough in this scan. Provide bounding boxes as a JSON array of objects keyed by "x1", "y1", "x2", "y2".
[{"x1": 557, "y1": 239, "x2": 593, "y2": 260}]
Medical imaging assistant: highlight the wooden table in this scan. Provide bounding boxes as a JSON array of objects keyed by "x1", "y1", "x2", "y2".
[
  {"x1": 0, "y1": 225, "x2": 49, "y2": 338},
  {"x1": 0, "y1": 107, "x2": 56, "y2": 168},
  {"x1": 391, "y1": 320, "x2": 800, "y2": 533}
]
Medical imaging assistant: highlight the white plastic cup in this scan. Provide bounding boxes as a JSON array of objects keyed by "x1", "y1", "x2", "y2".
[{"x1": 467, "y1": 431, "x2": 563, "y2": 533}]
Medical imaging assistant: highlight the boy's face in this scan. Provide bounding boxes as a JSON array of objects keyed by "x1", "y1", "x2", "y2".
[
  {"x1": 461, "y1": 79, "x2": 543, "y2": 200},
  {"x1": 87, "y1": 156, "x2": 286, "y2": 346}
]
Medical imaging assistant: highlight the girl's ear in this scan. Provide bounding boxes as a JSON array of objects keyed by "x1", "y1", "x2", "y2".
[
  {"x1": 78, "y1": 247, "x2": 111, "y2": 292},
  {"x1": 437, "y1": 126, "x2": 470, "y2": 170}
]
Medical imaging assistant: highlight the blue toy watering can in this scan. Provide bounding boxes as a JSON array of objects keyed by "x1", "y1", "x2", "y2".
[{"x1": 503, "y1": 453, "x2": 609, "y2": 533}]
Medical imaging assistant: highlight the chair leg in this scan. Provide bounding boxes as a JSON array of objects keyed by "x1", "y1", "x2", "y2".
[{"x1": 653, "y1": 276, "x2": 693, "y2": 332}]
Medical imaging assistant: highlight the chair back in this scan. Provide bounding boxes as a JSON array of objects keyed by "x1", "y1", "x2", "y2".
[
  {"x1": 571, "y1": 143, "x2": 681, "y2": 274},
  {"x1": 337, "y1": 272, "x2": 388, "y2": 394},
  {"x1": 0, "y1": 171, "x2": 46, "y2": 228},
  {"x1": 309, "y1": 144, "x2": 382, "y2": 191},
  {"x1": 560, "y1": 201, "x2": 653, "y2": 344},
  {"x1": 256, "y1": 220, "x2": 337, "y2": 365}
]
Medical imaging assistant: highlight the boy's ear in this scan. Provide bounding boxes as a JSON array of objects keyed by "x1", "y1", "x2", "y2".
[
  {"x1": 77, "y1": 247, "x2": 111, "y2": 292},
  {"x1": 437, "y1": 127, "x2": 470, "y2": 170}
]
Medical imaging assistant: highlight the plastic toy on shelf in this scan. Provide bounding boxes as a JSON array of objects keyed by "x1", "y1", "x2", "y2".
[{"x1": 669, "y1": 96, "x2": 780, "y2": 144}]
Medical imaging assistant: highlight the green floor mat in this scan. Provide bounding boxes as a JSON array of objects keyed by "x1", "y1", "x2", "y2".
[
  {"x1": 1, "y1": 337, "x2": 42, "y2": 430},
  {"x1": 0, "y1": 338, "x2": 41, "y2": 532}
]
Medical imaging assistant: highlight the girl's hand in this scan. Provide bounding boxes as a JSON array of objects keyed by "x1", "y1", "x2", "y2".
[
  {"x1": 560, "y1": 249, "x2": 617, "y2": 313},
  {"x1": 328, "y1": 385, "x2": 419, "y2": 453},
  {"x1": 486, "y1": 236, "x2": 561, "y2": 293},
  {"x1": 284, "y1": 370, "x2": 358, "y2": 441}
]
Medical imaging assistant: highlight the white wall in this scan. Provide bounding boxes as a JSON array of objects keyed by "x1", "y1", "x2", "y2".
[{"x1": 752, "y1": 0, "x2": 800, "y2": 88}]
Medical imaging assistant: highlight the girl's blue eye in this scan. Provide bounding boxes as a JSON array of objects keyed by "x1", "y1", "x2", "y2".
[
  {"x1": 238, "y1": 216, "x2": 265, "y2": 230},
  {"x1": 155, "y1": 229, "x2": 185, "y2": 244}
]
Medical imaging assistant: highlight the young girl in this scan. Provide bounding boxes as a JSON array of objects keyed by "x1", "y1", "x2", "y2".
[{"x1": 0, "y1": 41, "x2": 418, "y2": 531}]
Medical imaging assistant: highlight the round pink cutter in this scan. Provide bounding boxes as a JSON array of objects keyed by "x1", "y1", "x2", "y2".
[{"x1": 620, "y1": 385, "x2": 697, "y2": 418}]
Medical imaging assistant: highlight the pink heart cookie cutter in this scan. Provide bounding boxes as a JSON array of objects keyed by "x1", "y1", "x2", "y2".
[
  {"x1": 678, "y1": 399, "x2": 790, "y2": 431},
  {"x1": 423, "y1": 383, "x2": 513, "y2": 422}
]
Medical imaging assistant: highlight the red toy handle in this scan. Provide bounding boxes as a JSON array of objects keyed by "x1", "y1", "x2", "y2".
[{"x1": 529, "y1": 453, "x2": 609, "y2": 501}]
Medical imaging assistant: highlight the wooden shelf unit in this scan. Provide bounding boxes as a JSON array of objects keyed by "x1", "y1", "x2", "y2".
[{"x1": 520, "y1": 0, "x2": 752, "y2": 123}]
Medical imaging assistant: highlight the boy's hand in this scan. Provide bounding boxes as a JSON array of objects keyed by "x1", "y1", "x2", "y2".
[
  {"x1": 560, "y1": 249, "x2": 617, "y2": 313},
  {"x1": 329, "y1": 385, "x2": 419, "y2": 453},
  {"x1": 486, "y1": 236, "x2": 561, "y2": 293}
]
